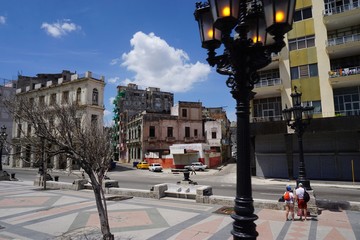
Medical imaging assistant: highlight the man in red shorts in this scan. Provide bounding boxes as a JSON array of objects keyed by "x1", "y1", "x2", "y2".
[{"x1": 295, "y1": 183, "x2": 307, "y2": 221}]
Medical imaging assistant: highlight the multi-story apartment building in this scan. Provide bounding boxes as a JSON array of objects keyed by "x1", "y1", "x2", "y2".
[
  {"x1": 113, "y1": 84, "x2": 174, "y2": 162},
  {"x1": 10, "y1": 71, "x2": 105, "y2": 170},
  {"x1": 251, "y1": 0, "x2": 360, "y2": 180},
  {"x1": 126, "y1": 101, "x2": 205, "y2": 167}
]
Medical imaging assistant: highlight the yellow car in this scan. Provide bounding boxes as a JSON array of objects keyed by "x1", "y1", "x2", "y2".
[{"x1": 136, "y1": 161, "x2": 149, "y2": 169}]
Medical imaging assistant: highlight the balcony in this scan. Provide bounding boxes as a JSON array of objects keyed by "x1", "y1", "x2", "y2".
[
  {"x1": 253, "y1": 78, "x2": 283, "y2": 98},
  {"x1": 323, "y1": 2, "x2": 359, "y2": 16},
  {"x1": 259, "y1": 53, "x2": 280, "y2": 71},
  {"x1": 329, "y1": 65, "x2": 360, "y2": 88},
  {"x1": 327, "y1": 33, "x2": 360, "y2": 46},
  {"x1": 251, "y1": 115, "x2": 283, "y2": 123},
  {"x1": 335, "y1": 109, "x2": 360, "y2": 117},
  {"x1": 184, "y1": 137, "x2": 194, "y2": 143},
  {"x1": 165, "y1": 137, "x2": 176, "y2": 142},
  {"x1": 147, "y1": 137, "x2": 157, "y2": 142},
  {"x1": 326, "y1": 33, "x2": 360, "y2": 58},
  {"x1": 323, "y1": 3, "x2": 360, "y2": 31}
]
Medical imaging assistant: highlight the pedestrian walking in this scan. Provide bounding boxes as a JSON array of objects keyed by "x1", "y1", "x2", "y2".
[
  {"x1": 295, "y1": 183, "x2": 308, "y2": 221},
  {"x1": 283, "y1": 185, "x2": 294, "y2": 221},
  {"x1": 190, "y1": 165, "x2": 196, "y2": 175}
]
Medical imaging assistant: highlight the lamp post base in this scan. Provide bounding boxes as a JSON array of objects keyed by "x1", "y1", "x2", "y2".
[{"x1": 296, "y1": 179, "x2": 312, "y2": 190}]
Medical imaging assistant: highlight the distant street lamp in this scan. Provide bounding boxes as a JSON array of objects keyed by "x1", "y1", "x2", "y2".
[
  {"x1": 0, "y1": 125, "x2": 8, "y2": 171},
  {"x1": 282, "y1": 86, "x2": 314, "y2": 190},
  {"x1": 194, "y1": 0, "x2": 296, "y2": 239}
]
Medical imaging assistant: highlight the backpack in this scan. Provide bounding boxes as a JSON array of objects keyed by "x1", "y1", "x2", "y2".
[
  {"x1": 284, "y1": 191, "x2": 290, "y2": 201},
  {"x1": 303, "y1": 191, "x2": 310, "y2": 202}
]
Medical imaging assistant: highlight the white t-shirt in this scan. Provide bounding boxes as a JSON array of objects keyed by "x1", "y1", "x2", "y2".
[{"x1": 295, "y1": 187, "x2": 305, "y2": 199}]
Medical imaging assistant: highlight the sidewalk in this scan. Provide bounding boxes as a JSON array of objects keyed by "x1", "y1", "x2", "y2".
[{"x1": 0, "y1": 181, "x2": 359, "y2": 240}]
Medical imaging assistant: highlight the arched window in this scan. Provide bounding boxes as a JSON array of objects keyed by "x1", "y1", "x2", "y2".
[
  {"x1": 76, "y1": 88, "x2": 81, "y2": 104},
  {"x1": 92, "y1": 88, "x2": 98, "y2": 105}
]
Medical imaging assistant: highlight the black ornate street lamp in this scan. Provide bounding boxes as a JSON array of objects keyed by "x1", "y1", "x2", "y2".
[
  {"x1": 0, "y1": 125, "x2": 8, "y2": 171},
  {"x1": 194, "y1": 0, "x2": 296, "y2": 239},
  {"x1": 283, "y1": 86, "x2": 314, "y2": 190}
]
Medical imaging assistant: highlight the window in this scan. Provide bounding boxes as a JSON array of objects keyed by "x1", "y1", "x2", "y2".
[
  {"x1": 303, "y1": 101, "x2": 322, "y2": 114},
  {"x1": 253, "y1": 97, "x2": 282, "y2": 120},
  {"x1": 291, "y1": 63, "x2": 318, "y2": 80},
  {"x1": 212, "y1": 131, "x2": 217, "y2": 139},
  {"x1": 294, "y1": 7, "x2": 312, "y2": 22},
  {"x1": 309, "y1": 64, "x2": 318, "y2": 77},
  {"x1": 76, "y1": 88, "x2": 81, "y2": 104},
  {"x1": 334, "y1": 87, "x2": 360, "y2": 116},
  {"x1": 39, "y1": 96, "x2": 45, "y2": 106},
  {"x1": 185, "y1": 127, "x2": 190, "y2": 138},
  {"x1": 27, "y1": 124, "x2": 31, "y2": 136},
  {"x1": 194, "y1": 129, "x2": 198, "y2": 137},
  {"x1": 182, "y1": 109, "x2": 187, "y2": 117},
  {"x1": 92, "y1": 89, "x2": 99, "y2": 105},
  {"x1": 50, "y1": 93, "x2": 56, "y2": 105},
  {"x1": 149, "y1": 126, "x2": 155, "y2": 137},
  {"x1": 289, "y1": 35, "x2": 315, "y2": 51},
  {"x1": 290, "y1": 67, "x2": 299, "y2": 80},
  {"x1": 167, "y1": 127, "x2": 173, "y2": 137},
  {"x1": 17, "y1": 124, "x2": 22, "y2": 138},
  {"x1": 62, "y1": 91, "x2": 69, "y2": 104},
  {"x1": 91, "y1": 115, "x2": 98, "y2": 127}
]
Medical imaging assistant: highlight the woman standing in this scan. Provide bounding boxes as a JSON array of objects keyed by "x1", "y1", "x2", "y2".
[{"x1": 284, "y1": 185, "x2": 295, "y2": 221}]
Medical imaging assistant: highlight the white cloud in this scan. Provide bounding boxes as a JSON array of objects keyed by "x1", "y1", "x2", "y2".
[
  {"x1": 110, "y1": 58, "x2": 120, "y2": 66},
  {"x1": 41, "y1": 19, "x2": 81, "y2": 38},
  {"x1": 120, "y1": 31, "x2": 211, "y2": 93},
  {"x1": 109, "y1": 97, "x2": 115, "y2": 105},
  {"x1": 0, "y1": 16, "x2": 6, "y2": 25},
  {"x1": 104, "y1": 109, "x2": 112, "y2": 117},
  {"x1": 107, "y1": 77, "x2": 120, "y2": 85}
]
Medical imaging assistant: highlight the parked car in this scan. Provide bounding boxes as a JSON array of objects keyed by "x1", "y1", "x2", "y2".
[
  {"x1": 148, "y1": 163, "x2": 163, "y2": 172},
  {"x1": 184, "y1": 162, "x2": 207, "y2": 171},
  {"x1": 136, "y1": 161, "x2": 149, "y2": 169}
]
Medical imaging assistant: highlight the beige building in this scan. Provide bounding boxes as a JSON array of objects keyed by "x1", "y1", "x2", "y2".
[
  {"x1": 251, "y1": 0, "x2": 360, "y2": 180},
  {"x1": 10, "y1": 71, "x2": 105, "y2": 170}
]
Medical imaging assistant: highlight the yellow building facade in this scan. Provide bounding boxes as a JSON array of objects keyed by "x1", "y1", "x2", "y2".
[
  {"x1": 252, "y1": 0, "x2": 360, "y2": 121},
  {"x1": 251, "y1": 0, "x2": 360, "y2": 180}
]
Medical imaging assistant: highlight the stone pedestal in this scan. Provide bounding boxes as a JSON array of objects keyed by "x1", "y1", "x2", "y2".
[{"x1": 307, "y1": 190, "x2": 318, "y2": 216}]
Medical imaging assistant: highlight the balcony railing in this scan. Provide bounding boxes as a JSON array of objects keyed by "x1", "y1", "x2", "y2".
[
  {"x1": 323, "y1": 2, "x2": 359, "y2": 16},
  {"x1": 326, "y1": 33, "x2": 360, "y2": 46},
  {"x1": 254, "y1": 78, "x2": 281, "y2": 88},
  {"x1": 165, "y1": 137, "x2": 176, "y2": 142},
  {"x1": 335, "y1": 109, "x2": 360, "y2": 116},
  {"x1": 329, "y1": 66, "x2": 360, "y2": 78},
  {"x1": 251, "y1": 115, "x2": 283, "y2": 123},
  {"x1": 184, "y1": 137, "x2": 194, "y2": 143}
]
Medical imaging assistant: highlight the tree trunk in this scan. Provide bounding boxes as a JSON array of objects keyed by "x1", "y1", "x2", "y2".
[{"x1": 92, "y1": 179, "x2": 114, "y2": 240}]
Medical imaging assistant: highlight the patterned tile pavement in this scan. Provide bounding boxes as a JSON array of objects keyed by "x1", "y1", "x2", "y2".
[{"x1": 0, "y1": 181, "x2": 359, "y2": 240}]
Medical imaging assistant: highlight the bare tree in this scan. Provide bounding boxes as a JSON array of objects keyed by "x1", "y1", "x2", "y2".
[{"x1": 4, "y1": 96, "x2": 115, "y2": 240}]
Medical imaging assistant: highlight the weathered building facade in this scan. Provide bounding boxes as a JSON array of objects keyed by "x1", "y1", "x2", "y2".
[
  {"x1": 113, "y1": 84, "x2": 174, "y2": 162},
  {"x1": 10, "y1": 71, "x2": 105, "y2": 170},
  {"x1": 203, "y1": 107, "x2": 231, "y2": 163},
  {"x1": 126, "y1": 101, "x2": 205, "y2": 167}
]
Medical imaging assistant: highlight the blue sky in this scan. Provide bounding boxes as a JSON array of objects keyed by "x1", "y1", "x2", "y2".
[{"x1": 0, "y1": 0, "x2": 236, "y2": 125}]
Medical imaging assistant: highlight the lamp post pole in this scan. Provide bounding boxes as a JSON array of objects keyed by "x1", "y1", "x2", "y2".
[
  {"x1": 194, "y1": 0, "x2": 296, "y2": 239},
  {"x1": 0, "y1": 125, "x2": 8, "y2": 171},
  {"x1": 283, "y1": 86, "x2": 314, "y2": 190}
]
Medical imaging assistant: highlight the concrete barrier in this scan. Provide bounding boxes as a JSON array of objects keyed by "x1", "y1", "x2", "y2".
[{"x1": 196, "y1": 186, "x2": 213, "y2": 204}]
